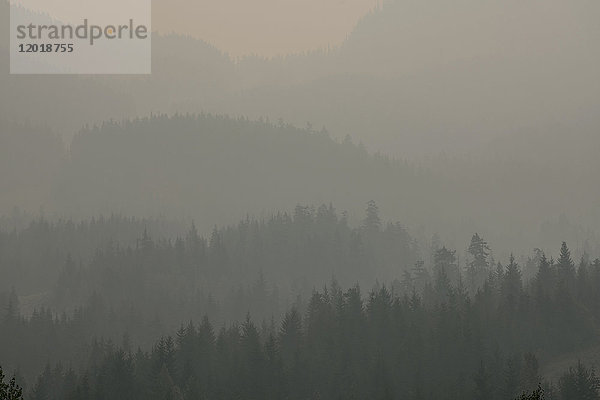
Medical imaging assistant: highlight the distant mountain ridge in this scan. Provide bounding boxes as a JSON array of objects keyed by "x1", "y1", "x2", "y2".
[
  {"x1": 1, "y1": 0, "x2": 599, "y2": 257},
  {"x1": 2, "y1": 0, "x2": 598, "y2": 157},
  {"x1": 2, "y1": 113, "x2": 598, "y2": 260}
]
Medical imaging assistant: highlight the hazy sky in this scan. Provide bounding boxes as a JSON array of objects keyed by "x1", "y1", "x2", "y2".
[
  {"x1": 153, "y1": 0, "x2": 381, "y2": 57},
  {"x1": 12, "y1": 0, "x2": 151, "y2": 25}
]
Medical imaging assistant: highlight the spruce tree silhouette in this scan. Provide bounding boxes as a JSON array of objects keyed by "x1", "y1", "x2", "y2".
[
  {"x1": 515, "y1": 385, "x2": 544, "y2": 400},
  {"x1": 0, "y1": 365, "x2": 24, "y2": 400}
]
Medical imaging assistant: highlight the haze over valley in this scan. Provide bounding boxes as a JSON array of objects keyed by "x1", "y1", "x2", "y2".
[{"x1": 1, "y1": 1, "x2": 600, "y2": 399}]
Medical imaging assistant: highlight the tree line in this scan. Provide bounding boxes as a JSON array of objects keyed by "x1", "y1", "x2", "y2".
[
  {"x1": 2, "y1": 205, "x2": 600, "y2": 398},
  {"x1": 13, "y1": 270, "x2": 600, "y2": 400}
]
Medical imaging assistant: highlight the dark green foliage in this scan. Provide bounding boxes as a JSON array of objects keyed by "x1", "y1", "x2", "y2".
[
  {"x1": 56, "y1": 114, "x2": 437, "y2": 237},
  {"x1": 0, "y1": 205, "x2": 419, "y2": 382},
  {"x1": 0, "y1": 365, "x2": 24, "y2": 400},
  {"x1": 17, "y1": 278, "x2": 599, "y2": 400},
  {"x1": 362, "y1": 200, "x2": 381, "y2": 233},
  {"x1": 558, "y1": 361, "x2": 600, "y2": 400},
  {"x1": 467, "y1": 233, "x2": 490, "y2": 291},
  {"x1": 1, "y1": 213, "x2": 599, "y2": 399},
  {"x1": 501, "y1": 255, "x2": 523, "y2": 313},
  {"x1": 434, "y1": 246, "x2": 458, "y2": 297},
  {"x1": 515, "y1": 386, "x2": 544, "y2": 400},
  {"x1": 557, "y1": 242, "x2": 576, "y2": 296}
]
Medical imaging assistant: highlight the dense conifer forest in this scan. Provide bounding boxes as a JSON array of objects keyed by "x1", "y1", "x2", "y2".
[{"x1": 1, "y1": 207, "x2": 600, "y2": 399}]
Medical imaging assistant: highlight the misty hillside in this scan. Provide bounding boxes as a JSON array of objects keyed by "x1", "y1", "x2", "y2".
[
  {"x1": 0, "y1": 1, "x2": 237, "y2": 136},
  {"x1": 3, "y1": 0, "x2": 600, "y2": 398},
  {"x1": 2, "y1": 215, "x2": 600, "y2": 399},
  {"x1": 2, "y1": 113, "x2": 598, "y2": 259},
  {"x1": 56, "y1": 114, "x2": 435, "y2": 228},
  {"x1": 0, "y1": 203, "x2": 419, "y2": 381},
  {"x1": 231, "y1": 0, "x2": 600, "y2": 155},
  {"x1": 3, "y1": 0, "x2": 599, "y2": 254},
  {"x1": 4, "y1": 0, "x2": 599, "y2": 157}
]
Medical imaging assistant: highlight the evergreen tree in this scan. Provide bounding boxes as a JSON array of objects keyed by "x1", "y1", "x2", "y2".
[
  {"x1": 557, "y1": 242, "x2": 576, "y2": 293},
  {"x1": 467, "y1": 233, "x2": 490, "y2": 291},
  {"x1": 521, "y1": 353, "x2": 541, "y2": 394},
  {"x1": 240, "y1": 314, "x2": 265, "y2": 399},
  {"x1": 502, "y1": 255, "x2": 523, "y2": 313},
  {"x1": 536, "y1": 253, "x2": 554, "y2": 303},
  {"x1": 279, "y1": 308, "x2": 303, "y2": 371},
  {"x1": 515, "y1": 385, "x2": 544, "y2": 400},
  {"x1": 434, "y1": 247, "x2": 458, "y2": 289},
  {"x1": 559, "y1": 361, "x2": 600, "y2": 400},
  {"x1": 362, "y1": 200, "x2": 381, "y2": 233},
  {"x1": 0, "y1": 365, "x2": 24, "y2": 400},
  {"x1": 411, "y1": 261, "x2": 429, "y2": 293}
]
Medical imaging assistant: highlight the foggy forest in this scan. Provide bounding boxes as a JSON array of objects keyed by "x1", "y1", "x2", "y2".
[{"x1": 1, "y1": 0, "x2": 600, "y2": 399}]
